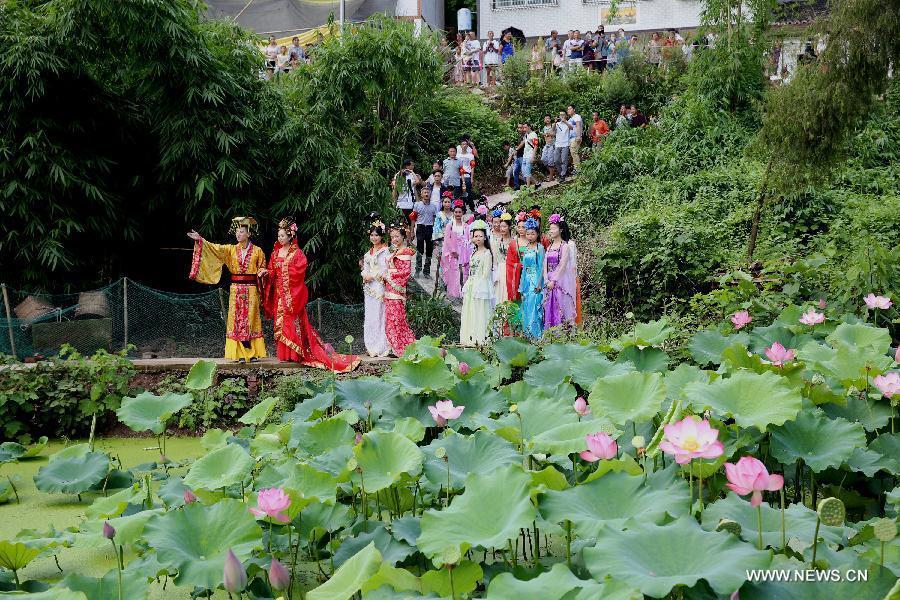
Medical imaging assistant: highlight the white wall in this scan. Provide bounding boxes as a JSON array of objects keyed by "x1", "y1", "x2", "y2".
[
  {"x1": 478, "y1": 0, "x2": 704, "y2": 39},
  {"x1": 421, "y1": 0, "x2": 445, "y2": 29}
]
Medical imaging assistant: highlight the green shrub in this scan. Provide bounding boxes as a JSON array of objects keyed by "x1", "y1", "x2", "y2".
[{"x1": 407, "y1": 289, "x2": 459, "y2": 343}]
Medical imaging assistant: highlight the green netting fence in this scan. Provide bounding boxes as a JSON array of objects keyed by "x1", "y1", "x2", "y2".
[{"x1": 0, "y1": 278, "x2": 367, "y2": 359}]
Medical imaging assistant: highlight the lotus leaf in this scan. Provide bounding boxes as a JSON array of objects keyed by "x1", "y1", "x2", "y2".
[
  {"x1": 237, "y1": 396, "x2": 278, "y2": 425},
  {"x1": 182, "y1": 443, "x2": 253, "y2": 490},
  {"x1": 627, "y1": 317, "x2": 675, "y2": 347},
  {"x1": 85, "y1": 484, "x2": 141, "y2": 520},
  {"x1": 256, "y1": 460, "x2": 339, "y2": 508},
  {"x1": 0, "y1": 442, "x2": 26, "y2": 463},
  {"x1": 116, "y1": 391, "x2": 193, "y2": 435},
  {"x1": 333, "y1": 527, "x2": 414, "y2": 567},
  {"x1": 298, "y1": 502, "x2": 351, "y2": 540},
  {"x1": 524, "y1": 359, "x2": 570, "y2": 389},
  {"x1": 388, "y1": 354, "x2": 455, "y2": 394},
  {"x1": 799, "y1": 342, "x2": 892, "y2": 387},
  {"x1": 34, "y1": 452, "x2": 109, "y2": 494},
  {"x1": 422, "y1": 431, "x2": 520, "y2": 491},
  {"x1": 487, "y1": 562, "x2": 640, "y2": 600},
  {"x1": 845, "y1": 447, "x2": 899, "y2": 477},
  {"x1": 0, "y1": 590, "x2": 87, "y2": 600},
  {"x1": 391, "y1": 417, "x2": 426, "y2": 442},
  {"x1": 685, "y1": 370, "x2": 801, "y2": 431},
  {"x1": 63, "y1": 569, "x2": 150, "y2": 600},
  {"x1": 0, "y1": 480, "x2": 10, "y2": 504},
  {"x1": 541, "y1": 343, "x2": 592, "y2": 363},
  {"x1": 739, "y1": 555, "x2": 899, "y2": 599},
  {"x1": 827, "y1": 322, "x2": 891, "y2": 352},
  {"x1": 49, "y1": 443, "x2": 90, "y2": 462},
  {"x1": 418, "y1": 465, "x2": 535, "y2": 559},
  {"x1": 291, "y1": 417, "x2": 355, "y2": 455},
  {"x1": 351, "y1": 431, "x2": 423, "y2": 493},
  {"x1": 515, "y1": 394, "x2": 577, "y2": 441},
  {"x1": 199, "y1": 428, "x2": 232, "y2": 450},
  {"x1": 822, "y1": 396, "x2": 892, "y2": 431},
  {"x1": 570, "y1": 353, "x2": 635, "y2": 389},
  {"x1": 770, "y1": 409, "x2": 866, "y2": 472},
  {"x1": 82, "y1": 509, "x2": 163, "y2": 546},
  {"x1": 184, "y1": 359, "x2": 216, "y2": 390},
  {"x1": 493, "y1": 337, "x2": 537, "y2": 367},
  {"x1": 539, "y1": 469, "x2": 688, "y2": 537},
  {"x1": 689, "y1": 330, "x2": 751, "y2": 365},
  {"x1": 446, "y1": 379, "x2": 506, "y2": 428},
  {"x1": 616, "y1": 345, "x2": 670, "y2": 372},
  {"x1": 589, "y1": 371, "x2": 666, "y2": 426},
  {"x1": 20, "y1": 436, "x2": 49, "y2": 459},
  {"x1": 361, "y1": 564, "x2": 421, "y2": 594},
  {"x1": 583, "y1": 517, "x2": 772, "y2": 596},
  {"x1": 529, "y1": 419, "x2": 619, "y2": 456},
  {"x1": 0, "y1": 540, "x2": 41, "y2": 571},
  {"x1": 335, "y1": 378, "x2": 402, "y2": 421},
  {"x1": 420, "y1": 561, "x2": 482, "y2": 597},
  {"x1": 143, "y1": 499, "x2": 261, "y2": 589},
  {"x1": 308, "y1": 542, "x2": 382, "y2": 600}
]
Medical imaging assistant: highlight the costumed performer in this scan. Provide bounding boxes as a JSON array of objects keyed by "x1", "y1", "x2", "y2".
[
  {"x1": 187, "y1": 217, "x2": 267, "y2": 363},
  {"x1": 262, "y1": 217, "x2": 360, "y2": 371},
  {"x1": 440, "y1": 200, "x2": 471, "y2": 298},
  {"x1": 384, "y1": 222, "x2": 417, "y2": 356},
  {"x1": 505, "y1": 211, "x2": 529, "y2": 303},
  {"x1": 519, "y1": 218, "x2": 545, "y2": 339},
  {"x1": 460, "y1": 220, "x2": 495, "y2": 346},
  {"x1": 362, "y1": 218, "x2": 391, "y2": 357},
  {"x1": 542, "y1": 213, "x2": 578, "y2": 330}
]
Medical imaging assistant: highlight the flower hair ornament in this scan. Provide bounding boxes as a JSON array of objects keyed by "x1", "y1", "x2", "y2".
[
  {"x1": 277, "y1": 217, "x2": 297, "y2": 237},
  {"x1": 528, "y1": 208, "x2": 542, "y2": 219},
  {"x1": 470, "y1": 219, "x2": 489, "y2": 232},
  {"x1": 453, "y1": 200, "x2": 464, "y2": 209},
  {"x1": 516, "y1": 211, "x2": 527, "y2": 222},
  {"x1": 476, "y1": 205, "x2": 488, "y2": 216},
  {"x1": 442, "y1": 190, "x2": 455, "y2": 199},
  {"x1": 500, "y1": 212, "x2": 513, "y2": 221},
  {"x1": 524, "y1": 217, "x2": 540, "y2": 231},
  {"x1": 548, "y1": 213, "x2": 563, "y2": 224},
  {"x1": 491, "y1": 208, "x2": 503, "y2": 218}
]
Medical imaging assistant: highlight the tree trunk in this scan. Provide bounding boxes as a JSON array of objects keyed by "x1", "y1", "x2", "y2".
[{"x1": 746, "y1": 155, "x2": 775, "y2": 263}]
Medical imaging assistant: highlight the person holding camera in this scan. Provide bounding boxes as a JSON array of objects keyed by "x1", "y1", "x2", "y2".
[
  {"x1": 390, "y1": 159, "x2": 421, "y2": 239},
  {"x1": 553, "y1": 111, "x2": 573, "y2": 180}
]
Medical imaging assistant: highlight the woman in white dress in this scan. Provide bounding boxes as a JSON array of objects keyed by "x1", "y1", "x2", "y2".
[
  {"x1": 361, "y1": 220, "x2": 391, "y2": 357},
  {"x1": 460, "y1": 220, "x2": 495, "y2": 346}
]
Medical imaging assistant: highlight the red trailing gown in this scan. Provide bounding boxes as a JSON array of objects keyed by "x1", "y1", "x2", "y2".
[
  {"x1": 262, "y1": 240, "x2": 360, "y2": 372},
  {"x1": 384, "y1": 246, "x2": 417, "y2": 356}
]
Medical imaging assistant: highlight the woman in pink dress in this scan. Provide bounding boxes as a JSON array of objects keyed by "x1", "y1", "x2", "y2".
[
  {"x1": 384, "y1": 222, "x2": 417, "y2": 356},
  {"x1": 440, "y1": 200, "x2": 471, "y2": 298}
]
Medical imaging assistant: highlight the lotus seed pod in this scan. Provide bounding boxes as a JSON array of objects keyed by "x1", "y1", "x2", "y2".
[
  {"x1": 345, "y1": 335, "x2": 354, "y2": 345},
  {"x1": 816, "y1": 497, "x2": 845, "y2": 527},
  {"x1": 716, "y1": 519, "x2": 742, "y2": 537},
  {"x1": 631, "y1": 436, "x2": 646, "y2": 449},
  {"x1": 441, "y1": 545, "x2": 461, "y2": 566},
  {"x1": 509, "y1": 404, "x2": 518, "y2": 413},
  {"x1": 873, "y1": 518, "x2": 897, "y2": 542},
  {"x1": 435, "y1": 447, "x2": 447, "y2": 459},
  {"x1": 347, "y1": 457, "x2": 358, "y2": 471}
]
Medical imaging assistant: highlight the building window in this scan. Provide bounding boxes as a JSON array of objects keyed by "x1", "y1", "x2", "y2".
[{"x1": 492, "y1": 0, "x2": 559, "y2": 10}]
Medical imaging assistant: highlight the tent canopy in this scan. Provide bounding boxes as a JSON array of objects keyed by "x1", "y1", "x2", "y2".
[{"x1": 205, "y1": 0, "x2": 396, "y2": 37}]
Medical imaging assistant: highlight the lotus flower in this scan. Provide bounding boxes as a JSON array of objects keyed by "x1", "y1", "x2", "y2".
[
  {"x1": 440, "y1": 347, "x2": 447, "y2": 358},
  {"x1": 458, "y1": 362, "x2": 470, "y2": 375},
  {"x1": 223, "y1": 548, "x2": 247, "y2": 593},
  {"x1": 579, "y1": 432, "x2": 617, "y2": 462},
  {"x1": 764, "y1": 342, "x2": 796, "y2": 366},
  {"x1": 428, "y1": 400, "x2": 465, "y2": 426},
  {"x1": 250, "y1": 487, "x2": 291, "y2": 523},
  {"x1": 724, "y1": 456, "x2": 784, "y2": 507},
  {"x1": 658, "y1": 417, "x2": 724, "y2": 464},
  {"x1": 873, "y1": 372, "x2": 900, "y2": 398},
  {"x1": 817, "y1": 298, "x2": 827, "y2": 309},
  {"x1": 573, "y1": 396, "x2": 590, "y2": 416},
  {"x1": 799, "y1": 309, "x2": 825, "y2": 326},
  {"x1": 183, "y1": 489, "x2": 197, "y2": 505},
  {"x1": 268, "y1": 557, "x2": 290, "y2": 591},
  {"x1": 354, "y1": 432, "x2": 363, "y2": 445},
  {"x1": 730, "y1": 310, "x2": 752, "y2": 330},
  {"x1": 102, "y1": 522, "x2": 116, "y2": 540},
  {"x1": 895, "y1": 346, "x2": 900, "y2": 364},
  {"x1": 864, "y1": 293, "x2": 892, "y2": 310}
]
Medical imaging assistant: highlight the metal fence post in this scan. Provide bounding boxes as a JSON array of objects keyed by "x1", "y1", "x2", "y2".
[
  {"x1": 317, "y1": 298, "x2": 323, "y2": 330},
  {"x1": 123, "y1": 277, "x2": 129, "y2": 350},
  {"x1": 1, "y1": 284, "x2": 17, "y2": 360}
]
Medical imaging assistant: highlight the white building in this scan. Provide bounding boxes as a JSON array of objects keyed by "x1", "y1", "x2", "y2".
[{"x1": 476, "y1": 0, "x2": 704, "y2": 38}]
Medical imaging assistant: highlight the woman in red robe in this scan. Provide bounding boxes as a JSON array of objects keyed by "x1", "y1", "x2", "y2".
[
  {"x1": 262, "y1": 218, "x2": 360, "y2": 372},
  {"x1": 384, "y1": 222, "x2": 417, "y2": 356}
]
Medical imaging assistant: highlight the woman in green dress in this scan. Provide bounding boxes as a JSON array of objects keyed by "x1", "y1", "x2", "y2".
[{"x1": 460, "y1": 220, "x2": 495, "y2": 346}]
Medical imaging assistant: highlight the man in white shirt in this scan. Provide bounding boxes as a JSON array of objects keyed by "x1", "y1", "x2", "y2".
[
  {"x1": 390, "y1": 159, "x2": 421, "y2": 237},
  {"x1": 563, "y1": 30, "x2": 585, "y2": 70},
  {"x1": 567, "y1": 105, "x2": 583, "y2": 174},
  {"x1": 521, "y1": 123, "x2": 539, "y2": 188},
  {"x1": 457, "y1": 140, "x2": 476, "y2": 211},
  {"x1": 553, "y1": 111, "x2": 573, "y2": 180}
]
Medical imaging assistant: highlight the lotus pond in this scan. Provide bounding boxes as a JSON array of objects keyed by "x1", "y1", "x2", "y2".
[{"x1": 1, "y1": 305, "x2": 898, "y2": 599}]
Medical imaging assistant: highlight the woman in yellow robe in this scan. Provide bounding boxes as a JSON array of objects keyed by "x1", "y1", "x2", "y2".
[{"x1": 187, "y1": 217, "x2": 267, "y2": 362}]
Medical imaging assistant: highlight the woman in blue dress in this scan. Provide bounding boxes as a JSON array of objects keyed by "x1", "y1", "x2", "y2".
[{"x1": 518, "y1": 217, "x2": 544, "y2": 339}]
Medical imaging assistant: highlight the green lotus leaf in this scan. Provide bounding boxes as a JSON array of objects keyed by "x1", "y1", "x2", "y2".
[
  {"x1": 770, "y1": 408, "x2": 865, "y2": 472},
  {"x1": 283, "y1": 390, "x2": 334, "y2": 423},
  {"x1": 523, "y1": 359, "x2": 570, "y2": 389},
  {"x1": 515, "y1": 394, "x2": 577, "y2": 442},
  {"x1": 446, "y1": 379, "x2": 506, "y2": 428},
  {"x1": 256, "y1": 460, "x2": 338, "y2": 507},
  {"x1": 625, "y1": 317, "x2": 675, "y2": 347},
  {"x1": 81, "y1": 509, "x2": 163, "y2": 546},
  {"x1": 584, "y1": 517, "x2": 771, "y2": 597},
  {"x1": 388, "y1": 354, "x2": 455, "y2": 394},
  {"x1": 529, "y1": 419, "x2": 619, "y2": 456},
  {"x1": 361, "y1": 562, "x2": 421, "y2": 594},
  {"x1": 798, "y1": 342, "x2": 892, "y2": 388},
  {"x1": 20, "y1": 436, "x2": 49, "y2": 459},
  {"x1": 351, "y1": 431, "x2": 423, "y2": 494},
  {"x1": 420, "y1": 561, "x2": 482, "y2": 598},
  {"x1": 291, "y1": 417, "x2": 355, "y2": 455},
  {"x1": 664, "y1": 363, "x2": 710, "y2": 401},
  {"x1": 298, "y1": 502, "x2": 351, "y2": 540},
  {"x1": 869, "y1": 433, "x2": 900, "y2": 467},
  {"x1": 335, "y1": 378, "x2": 403, "y2": 421},
  {"x1": 85, "y1": 484, "x2": 141, "y2": 520},
  {"x1": 34, "y1": 452, "x2": 109, "y2": 494},
  {"x1": 183, "y1": 443, "x2": 253, "y2": 490},
  {"x1": 739, "y1": 555, "x2": 899, "y2": 599},
  {"x1": 530, "y1": 466, "x2": 569, "y2": 494},
  {"x1": 539, "y1": 469, "x2": 688, "y2": 537},
  {"x1": 487, "y1": 562, "x2": 640, "y2": 600},
  {"x1": 308, "y1": 542, "x2": 382, "y2": 600},
  {"x1": 184, "y1": 359, "x2": 216, "y2": 390},
  {"x1": 157, "y1": 476, "x2": 191, "y2": 507},
  {"x1": 582, "y1": 454, "x2": 644, "y2": 481},
  {"x1": 685, "y1": 370, "x2": 801, "y2": 432},
  {"x1": 0, "y1": 540, "x2": 41, "y2": 571},
  {"x1": 616, "y1": 346, "x2": 670, "y2": 373},
  {"x1": 826, "y1": 322, "x2": 891, "y2": 353},
  {"x1": 0, "y1": 480, "x2": 10, "y2": 504},
  {"x1": 845, "y1": 447, "x2": 900, "y2": 477},
  {"x1": 390, "y1": 417, "x2": 426, "y2": 442},
  {"x1": 0, "y1": 442, "x2": 26, "y2": 463},
  {"x1": 701, "y1": 494, "x2": 848, "y2": 550},
  {"x1": 116, "y1": 391, "x2": 193, "y2": 435},
  {"x1": 238, "y1": 396, "x2": 278, "y2": 426},
  {"x1": 63, "y1": 569, "x2": 150, "y2": 600},
  {"x1": 589, "y1": 371, "x2": 666, "y2": 426},
  {"x1": 199, "y1": 428, "x2": 232, "y2": 451},
  {"x1": 570, "y1": 353, "x2": 634, "y2": 389},
  {"x1": 748, "y1": 324, "x2": 812, "y2": 356},
  {"x1": 333, "y1": 527, "x2": 414, "y2": 567},
  {"x1": 143, "y1": 498, "x2": 261, "y2": 590},
  {"x1": 50, "y1": 443, "x2": 90, "y2": 461},
  {"x1": 822, "y1": 396, "x2": 893, "y2": 431},
  {"x1": 0, "y1": 590, "x2": 87, "y2": 600},
  {"x1": 689, "y1": 330, "x2": 751, "y2": 366},
  {"x1": 250, "y1": 422, "x2": 291, "y2": 456},
  {"x1": 422, "y1": 431, "x2": 520, "y2": 491},
  {"x1": 493, "y1": 337, "x2": 537, "y2": 367},
  {"x1": 541, "y1": 343, "x2": 592, "y2": 363},
  {"x1": 418, "y1": 465, "x2": 535, "y2": 560}
]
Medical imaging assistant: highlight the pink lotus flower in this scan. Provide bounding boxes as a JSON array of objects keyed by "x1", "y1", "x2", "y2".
[
  {"x1": 440, "y1": 347, "x2": 447, "y2": 358},
  {"x1": 873, "y1": 372, "x2": 900, "y2": 398},
  {"x1": 579, "y1": 432, "x2": 617, "y2": 462},
  {"x1": 817, "y1": 298, "x2": 827, "y2": 309},
  {"x1": 458, "y1": 362, "x2": 470, "y2": 375},
  {"x1": 249, "y1": 487, "x2": 291, "y2": 523},
  {"x1": 573, "y1": 396, "x2": 590, "y2": 416},
  {"x1": 428, "y1": 400, "x2": 465, "y2": 426},
  {"x1": 894, "y1": 347, "x2": 900, "y2": 364},
  {"x1": 223, "y1": 548, "x2": 247, "y2": 593},
  {"x1": 183, "y1": 489, "x2": 197, "y2": 505},
  {"x1": 102, "y1": 522, "x2": 116, "y2": 540},
  {"x1": 864, "y1": 294, "x2": 892, "y2": 310},
  {"x1": 658, "y1": 417, "x2": 724, "y2": 464},
  {"x1": 354, "y1": 432, "x2": 363, "y2": 445},
  {"x1": 764, "y1": 342, "x2": 796, "y2": 366},
  {"x1": 724, "y1": 456, "x2": 784, "y2": 507},
  {"x1": 268, "y1": 557, "x2": 290, "y2": 591},
  {"x1": 731, "y1": 310, "x2": 752, "y2": 330},
  {"x1": 799, "y1": 309, "x2": 825, "y2": 326}
]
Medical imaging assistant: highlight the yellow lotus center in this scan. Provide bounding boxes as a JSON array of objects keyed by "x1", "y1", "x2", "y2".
[{"x1": 681, "y1": 436, "x2": 700, "y2": 452}]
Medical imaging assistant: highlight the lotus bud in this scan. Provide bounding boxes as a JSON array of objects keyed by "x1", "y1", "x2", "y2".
[
  {"x1": 268, "y1": 557, "x2": 291, "y2": 591},
  {"x1": 817, "y1": 298, "x2": 826, "y2": 309},
  {"x1": 873, "y1": 518, "x2": 897, "y2": 542},
  {"x1": 816, "y1": 497, "x2": 845, "y2": 527},
  {"x1": 354, "y1": 432, "x2": 363, "y2": 445},
  {"x1": 509, "y1": 404, "x2": 518, "y2": 413},
  {"x1": 458, "y1": 362, "x2": 470, "y2": 375},
  {"x1": 715, "y1": 519, "x2": 742, "y2": 537},
  {"x1": 183, "y1": 489, "x2": 198, "y2": 505},
  {"x1": 895, "y1": 346, "x2": 900, "y2": 363},
  {"x1": 102, "y1": 521, "x2": 116, "y2": 540},
  {"x1": 440, "y1": 348, "x2": 447, "y2": 358},
  {"x1": 631, "y1": 435, "x2": 646, "y2": 449},
  {"x1": 223, "y1": 549, "x2": 247, "y2": 593}
]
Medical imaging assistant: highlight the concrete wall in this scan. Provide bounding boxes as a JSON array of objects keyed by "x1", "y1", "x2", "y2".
[
  {"x1": 396, "y1": 0, "x2": 444, "y2": 30},
  {"x1": 478, "y1": 0, "x2": 704, "y2": 39}
]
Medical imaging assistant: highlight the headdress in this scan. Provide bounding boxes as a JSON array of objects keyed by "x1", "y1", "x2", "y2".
[
  {"x1": 500, "y1": 212, "x2": 513, "y2": 222},
  {"x1": 442, "y1": 190, "x2": 455, "y2": 199},
  {"x1": 229, "y1": 216, "x2": 259, "y2": 235},
  {"x1": 369, "y1": 217, "x2": 386, "y2": 233},
  {"x1": 516, "y1": 211, "x2": 527, "y2": 222},
  {"x1": 524, "y1": 217, "x2": 540, "y2": 231},
  {"x1": 470, "y1": 219, "x2": 489, "y2": 232},
  {"x1": 453, "y1": 200, "x2": 464, "y2": 209},
  {"x1": 491, "y1": 208, "x2": 503, "y2": 218},
  {"x1": 528, "y1": 208, "x2": 542, "y2": 219},
  {"x1": 476, "y1": 205, "x2": 488, "y2": 216},
  {"x1": 548, "y1": 213, "x2": 564, "y2": 224}
]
